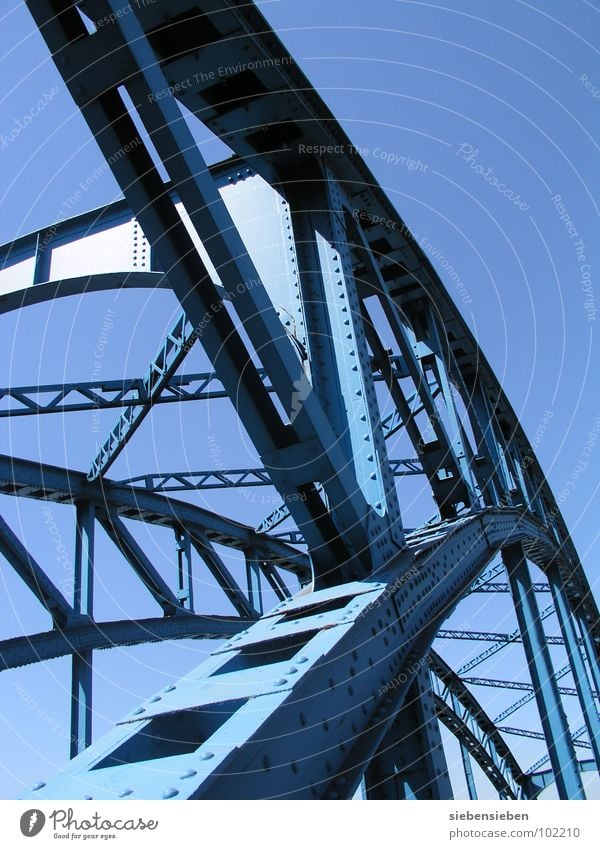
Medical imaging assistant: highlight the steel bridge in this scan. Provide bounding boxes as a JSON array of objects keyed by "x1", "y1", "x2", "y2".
[{"x1": 0, "y1": 0, "x2": 598, "y2": 800}]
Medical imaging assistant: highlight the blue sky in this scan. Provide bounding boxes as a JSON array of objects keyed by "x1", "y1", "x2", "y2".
[{"x1": 0, "y1": 0, "x2": 599, "y2": 799}]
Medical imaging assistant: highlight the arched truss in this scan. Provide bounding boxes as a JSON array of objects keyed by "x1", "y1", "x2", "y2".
[{"x1": 0, "y1": 0, "x2": 597, "y2": 800}]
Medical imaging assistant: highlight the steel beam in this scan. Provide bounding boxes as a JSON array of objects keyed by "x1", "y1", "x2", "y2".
[
  {"x1": 429, "y1": 652, "x2": 527, "y2": 800},
  {"x1": 89, "y1": 312, "x2": 196, "y2": 479},
  {"x1": 503, "y1": 543, "x2": 584, "y2": 799},
  {"x1": 189, "y1": 532, "x2": 257, "y2": 619},
  {"x1": 116, "y1": 458, "x2": 422, "y2": 493},
  {"x1": 70, "y1": 502, "x2": 95, "y2": 758},
  {"x1": 548, "y1": 565, "x2": 600, "y2": 771},
  {"x1": 20, "y1": 507, "x2": 557, "y2": 800},
  {"x1": 576, "y1": 611, "x2": 600, "y2": 707},
  {"x1": 97, "y1": 512, "x2": 185, "y2": 615},
  {"x1": 499, "y1": 726, "x2": 590, "y2": 749},
  {"x1": 365, "y1": 668, "x2": 453, "y2": 799},
  {"x1": 0, "y1": 513, "x2": 78, "y2": 629},
  {"x1": 0, "y1": 454, "x2": 310, "y2": 579},
  {"x1": 452, "y1": 692, "x2": 478, "y2": 800},
  {"x1": 0, "y1": 615, "x2": 249, "y2": 671}
]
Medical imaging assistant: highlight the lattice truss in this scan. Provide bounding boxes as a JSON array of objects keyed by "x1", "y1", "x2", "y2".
[{"x1": 0, "y1": 0, "x2": 597, "y2": 800}]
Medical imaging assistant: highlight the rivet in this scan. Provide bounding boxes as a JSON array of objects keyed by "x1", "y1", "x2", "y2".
[
  {"x1": 32, "y1": 782, "x2": 45, "y2": 791},
  {"x1": 149, "y1": 696, "x2": 161, "y2": 703},
  {"x1": 132, "y1": 707, "x2": 145, "y2": 715},
  {"x1": 119, "y1": 789, "x2": 133, "y2": 797},
  {"x1": 275, "y1": 678, "x2": 288, "y2": 686},
  {"x1": 162, "y1": 788, "x2": 179, "y2": 799},
  {"x1": 200, "y1": 751, "x2": 215, "y2": 761},
  {"x1": 180, "y1": 769, "x2": 197, "y2": 779},
  {"x1": 285, "y1": 667, "x2": 298, "y2": 674}
]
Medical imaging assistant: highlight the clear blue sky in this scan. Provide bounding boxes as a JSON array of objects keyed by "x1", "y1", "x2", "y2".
[{"x1": 0, "y1": 0, "x2": 599, "y2": 799}]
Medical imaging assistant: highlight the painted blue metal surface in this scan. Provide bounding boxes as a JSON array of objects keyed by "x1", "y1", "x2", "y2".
[
  {"x1": 0, "y1": 0, "x2": 595, "y2": 801},
  {"x1": 70, "y1": 503, "x2": 95, "y2": 758},
  {"x1": 548, "y1": 566, "x2": 600, "y2": 771},
  {"x1": 503, "y1": 544, "x2": 585, "y2": 800}
]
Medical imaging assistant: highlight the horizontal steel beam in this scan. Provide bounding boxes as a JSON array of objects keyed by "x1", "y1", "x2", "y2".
[
  {"x1": 463, "y1": 675, "x2": 594, "y2": 699},
  {"x1": 499, "y1": 726, "x2": 591, "y2": 749},
  {"x1": 0, "y1": 614, "x2": 250, "y2": 670},
  {"x1": 438, "y1": 629, "x2": 565, "y2": 645},
  {"x1": 0, "y1": 361, "x2": 404, "y2": 419},
  {"x1": 0, "y1": 454, "x2": 310, "y2": 578},
  {"x1": 20, "y1": 507, "x2": 565, "y2": 800},
  {"x1": 469, "y1": 582, "x2": 550, "y2": 594},
  {"x1": 117, "y1": 458, "x2": 423, "y2": 493}
]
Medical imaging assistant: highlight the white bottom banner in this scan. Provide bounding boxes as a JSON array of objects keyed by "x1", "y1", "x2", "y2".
[{"x1": 0, "y1": 800, "x2": 598, "y2": 847}]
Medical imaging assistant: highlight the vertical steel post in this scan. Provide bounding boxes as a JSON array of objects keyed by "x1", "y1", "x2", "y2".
[
  {"x1": 548, "y1": 567, "x2": 600, "y2": 772},
  {"x1": 245, "y1": 549, "x2": 263, "y2": 615},
  {"x1": 575, "y1": 612, "x2": 600, "y2": 706},
  {"x1": 175, "y1": 528, "x2": 194, "y2": 611},
  {"x1": 70, "y1": 501, "x2": 94, "y2": 758},
  {"x1": 503, "y1": 543, "x2": 584, "y2": 799},
  {"x1": 451, "y1": 693, "x2": 478, "y2": 799},
  {"x1": 365, "y1": 667, "x2": 453, "y2": 799}
]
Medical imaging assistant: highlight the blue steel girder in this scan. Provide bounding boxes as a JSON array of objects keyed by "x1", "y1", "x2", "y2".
[
  {"x1": 457, "y1": 602, "x2": 556, "y2": 674},
  {"x1": 20, "y1": 507, "x2": 566, "y2": 800},
  {"x1": 527, "y1": 759, "x2": 596, "y2": 799},
  {"x1": 255, "y1": 390, "x2": 436, "y2": 535},
  {"x1": 469, "y1": 582, "x2": 550, "y2": 593},
  {"x1": 347, "y1": 214, "x2": 476, "y2": 516},
  {"x1": 0, "y1": 513, "x2": 81, "y2": 629},
  {"x1": 437, "y1": 630, "x2": 566, "y2": 645},
  {"x1": 88, "y1": 311, "x2": 195, "y2": 480},
  {"x1": 26, "y1": 0, "x2": 394, "y2": 585},
  {"x1": 285, "y1": 164, "x2": 403, "y2": 561},
  {"x1": 0, "y1": 454, "x2": 310, "y2": 581},
  {"x1": 493, "y1": 664, "x2": 572, "y2": 724},
  {"x1": 116, "y1": 458, "x2": 424, "y2": 493},
  {"x1": 499, "y1": 726, "x2": 590, "y2": 750},
  {"x1": 526, "y1": 726, "x2": 589, "y2": 777},
  {"x1": 364, "y1": 666, "x2": 453, "y2": 799},
  {"x1": 0, "y1": 358, "x2": 405, "y2": 418},
  {"x1": 464, "y1": 673, "x2": 595, "y2": 700},
  {"x1": 66, "y1": 0, "x2": 598, "y2": 654},
  {"x1": 96, "y1": 511, "x2": 188, "y2": 615},
  {"x1": 71, "y1": 502, "x2": 95, "y2": 758},
  {"x1": 5, "y1": 0, "x2": 597, "y2": 803},
  {"x1": 429, "y1": 651, "x2": 528, "y2": 800},
  {"x1": 0, "y1": 615, "x2": 249, "y2": 671},
  {"x1": 503, "y1": 543, "x2": 585, "y2": 799}
]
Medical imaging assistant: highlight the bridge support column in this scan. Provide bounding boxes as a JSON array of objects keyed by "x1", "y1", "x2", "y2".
[
  {"x1": 451, "y1": 693, "x2": 478, "y2": 799},
  {"x1": 245, "y1": 549, "x2": 263, "y2": 615},
  {"x1": 175, "y1": 528, "x2": 194, "y2": 611},
  {"x1": 548, "y1": 567, "x2": 600, "y2": 772},
  {"x1": 503, "y1": 543, "x2": 584, "y2": 799},
  {"x1": 575, "y1": 611, "x2": 600, "y2": 706},
  {"x1": 365, "y1": 667, "x2": 453, "y2": 799},
  {"x1": 70, "y1": 501, "x2": 94, "y2": 758}
]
